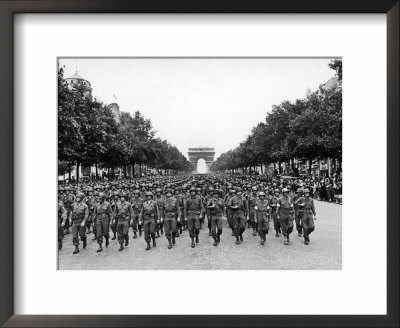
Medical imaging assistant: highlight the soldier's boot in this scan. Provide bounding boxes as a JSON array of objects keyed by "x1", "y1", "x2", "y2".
[
  {"x1": 125, "y1": 239, "x2": 129, "y2": 247},
  {"x1": 304, "y1": 237, "x2": 310, "y2": 245},
  {"x1": 172, "y1": 236, "x2": 176, "y2": 245},
  {"x1": 213, "y1": 239, "x2": 218, "y2": 246},
  {"x1": 208, "y1": 229, "x2": 212, "y2": 237},
  {"x1": 191, "y1": 237, "x2": 195, "y2": 248},
  {"x1": 83, "y1": 239, "x2": 87, "y2": 249},
  {"x1": 298, "y1": 230, "x2": 303, "y2": 237},
  {"x1": 139, "y1": 229, "x2": 142, "y2": 237},
  {"x1": 92, "y1": 235, "x2": 97, "y2": 241},
  {"x1": 119, "y1": 243, "x2": 124, "y2": 251},
  {"x1": 195, "y1": 234, "x2": 199, "y2": 244},
  {"x1": 260, "y1": 238, "x2": 265, "y2": 246},
  {"x1": 132, "y1": 232, "x2": 137, "y2": 239},
  {"x1": 112, "y1": 232, "x2": 116, "y2": 240},
  {"x1": 239, "y1": 234, "x2": 243, "y2": 242},
  {"x1": 156, "y1": 231, "x2": 160, "y2": 238},
  {"x1": 97, "y1": 244, "x2": 103, "y2": 252},
  {"x1": 283, "y1": 236, "x2": 289, "y2": 245},
  {"x1": 167, "y1": 239, "x2": 172, "y2": 249},
  {"x1": 235, "y1": 238, "x2": 240, "y2": 245},
  {"x1": 58, "y1": 241, "x2": 62, "y2": 250},
  {"x1": 73, "y1": 246, "x2": 79, "y2": 254},
  {"x1": 145, "y1": 243, "x2": 151, "y2": 251},
  {"x1": 152, "y1": 236, "x2": 156, "y2": 247},
  {"x1": 105, "y1": 237, "x2": 110, "y2": 247}
]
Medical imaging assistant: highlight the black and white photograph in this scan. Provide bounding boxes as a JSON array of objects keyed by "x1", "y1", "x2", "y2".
[{"x1": 57, "y1": 57, "x2": 342, "y2": 270}]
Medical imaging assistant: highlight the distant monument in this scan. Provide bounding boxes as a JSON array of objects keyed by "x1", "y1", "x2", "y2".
[{"x1": 188, "y1": 147, "x2": 215, "y2": 173}]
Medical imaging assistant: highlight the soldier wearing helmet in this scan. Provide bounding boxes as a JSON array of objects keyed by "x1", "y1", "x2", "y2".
[
  {"x1": 295, "y1": 188, "x2": 316, "y2": 245},
  {"x1": 224, "y1": 188, "x2": 236, "y2": 236},
  {"x1": 131, "y1": 189, "x2": 144, "y2": 238},
  {"x1": 269, "y1": 189, "x2": 281, "y2": 237},
  {"x1": 85, "y1": 187, "x2": 95, "y2": 235},
  {"x1": 203, "y1": 187, "x2": 215, "y2": 236},
  {"x1": 184, "y1": 187, "x2": 204, "y2": 248},
  {"x1": 62, "y1": 186, "x2": 75, "y2": 235},
  {"x1": 114, "y1": 192, "x2": 133, "y2": 251},
  {"x1": 277, "y1": 188, "x2": 295, "y2": 245},
  {"x1": 254, "y1": 191, "x2": 270, "y2": 245},
  {"x1": 93, "y1": 192, "x2": 113, "y2": 252},
  {"x1": 247, "y1": 186, "x2": 259, "y2": 236},
  {"x1": 227, "y1": 187, "x2": 248, "y2": 245},
  {"x1": 293, "y1": 188, "x2": 304, "y2": 237},
  {"x1": 139, "y1": 192, "x2": 160, "y2": 250},
  {"x1": 58, "y1": 200, "x2": 67, "y2": 250},
  {"x1": 154, "y1": 188, "x2": 165, "y2": 237},
  {"x1": 70, "y1": 192, "x2": 89, "y2": 254},
  {"x1": 110, "y1": 191, "x2": 120, "y2": 240},
  {"x1": 162, "y1": 188, "x2": 180, "y2": 249},
  {"x1": 206, "y1": 189, "x2": 224, "y2": 246}
]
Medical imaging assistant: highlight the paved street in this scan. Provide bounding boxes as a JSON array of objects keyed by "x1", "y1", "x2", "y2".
[{"x1": 58, "y1": 200, "x2": 341, "y2": 270}]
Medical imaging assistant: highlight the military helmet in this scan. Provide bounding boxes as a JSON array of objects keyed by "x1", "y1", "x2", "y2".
[
  {"x1": 282, "y1": 188, "x2": 288, "y2": 193},
  {"x1": 113, "y1": 191, "x2": 120, "y2": 197},
  {"x1": 133, "y1": 189, "x2": 140, "y2": 194},
  {"x1": 145, "y1": 191, "x2": 153, "y2": 197},
  {"x1": 252, "y1": 186, "x2": 258, "y2": 191},
  {"x1": 259, "y1": 191, "x2": 266, "y2": 197},
  {"x1": 76, "y1": 192, "x2": 85, "y2": 199},
  {"x1": 236, "y1": 187, "x2": 242, "y2": 192},
  {"x1": 303, "y1": 188, "x2": 310, "y2": 193},
  {"x1": 120, "y1": 192, "x2": 127, "y2": 198},
  {"x1": 287, "y1": 185, "x2": 292, "y2": 190},
  {"x1": 99, "y1": 192, "x2": 107, "y2": 199},
  {"x1": 189, "y1": 187, "x2": 196, "y2": 192},
  {"x1": 93, "y1": 191, "x2": 99, "y2": 196},
  {"x1": 274, "y1": 188, "x2": 280, "y2": 194},
  {"x1": 155, "y1": 188, "x2": 162, "y2": 193}
]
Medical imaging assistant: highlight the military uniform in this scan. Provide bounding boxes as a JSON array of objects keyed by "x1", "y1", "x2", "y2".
[
  {"x1": 63, "y1": 192, "x2": 75, "y2": 234},
  {"x1": 269, "y1": 195, "x2": 281, "y2": 236},
  {"x1": 58, "y1": 202, "x2": 67, "y2": 250},
  {"x1": 162, "y1": 195, "x2": 180, "y2": 248},
  {"x1": 71, "y1": 200, "x2": 89, "y2": 252},
  {"x1": 255, "y1": 197, "x2": 270, "y2": 245},
  {"x1": 154, "y1": 194, "x2": 165, "y2": 236},
  {"x1": 228, "y1": 193, "x2": 248, "y2": 244},
  {"x1": 131, "y1": 195, "x2": 144, "y2": 237},
  {"x1": 184, "y1": 194, "x2": 204, "y2": 247},
  {"x1": 293, "y1": 192, "x2": 303, "y2": 236},
  {"x1": 94, "y1": 200, "x2": 112, "y2": 248},
  {"x1": 297, "y1": 195, "x2": 316, "y2": 244},
  {"x1": 110, "y1": 196, "x2": 120, "y2": 240},
  {"x1": 139, "y1": 198, "x2": 160, "y2": 249},
  {"x1": 115, "y1": 200, "x2": 133, "y2": 249},
  {"x1": 207, "y1": 195, "x2": 224, "y2": 245},
  {"x1": 247, "y1": 192, "x2": 258, "y2": 236},
  {"x1": 278, "y1": 193, "x2": 294, "y2": 245}
]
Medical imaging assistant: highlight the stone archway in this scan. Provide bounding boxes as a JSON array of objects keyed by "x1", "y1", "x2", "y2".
[{"x1": 188, "y1": 147, "x2": 215, "y2": 174}]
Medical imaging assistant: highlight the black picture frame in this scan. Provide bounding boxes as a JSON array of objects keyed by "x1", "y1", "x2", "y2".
[{"x1": 0, "y1": 0, "x2": 398, "y2": 327}]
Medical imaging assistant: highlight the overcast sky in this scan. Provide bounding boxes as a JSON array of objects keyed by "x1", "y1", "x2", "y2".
[{"x1": 59, "y1": 58, "x2": 335, "y2": 160}]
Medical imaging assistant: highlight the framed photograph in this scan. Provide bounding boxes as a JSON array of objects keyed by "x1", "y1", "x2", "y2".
[{"x1": 0, "y1": 0, "x2": 398, "y2": 327}]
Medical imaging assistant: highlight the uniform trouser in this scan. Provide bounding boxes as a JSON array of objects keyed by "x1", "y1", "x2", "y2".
[
  {"x1": 301, "y1": 212, "x2": 315, "y2": 240},
  {"x1": 294, "y1": 210, "x2": 303, "y2": 234},
  {"x1": 131, "y1": 214, "x2": 139, "y2": 232},
  {"x1": 257, "y1": 213, "x2": 269, "y2": 239},
  {"x1": 280, "y1": 212, "x2": 294, "y2": 237},
  {"x1": 92, "y1": 219, "x2": 97, "y2": 237},
  {"x1": 86, "y1": 214, "x2": 93, "y2": 230},
  {"x1": 232, "y1": 210, "x2": 246, "y2": 237},
  {"x1": 96, "y1": 216, "x2": 110, "y2": 244},
  {"x1": 143, "y1": 218, "x2": 156, "y2": 244},
  {"x1": 187, "y1": 213, "x2": 200, "y2": 238},
  {"x1": 226, "y1": 210, "x2": 233, "y2": 229},
  {"x1": 58, "y1": 221, "x2": 63, "y2": 243},
  {"x1": 111, "y1": 219, "x2": 117, "y2": 235},
  {"x1": 210, "y1": 215, "x2": 222, "y2": 241},
  {"x1": 72, "y1": 220, "x2": 87, "y2": 246},
  {"x1": 164, "y1": 218, "x2": 177, "y2": 240},
  {"x1": 249, "y1": 211, "x2": 256, "y2": 223},
  {"x1": 207, "y1": 210, "x2": 212, "y2": 230},
  {"x1": 271, "y1": 211, "x2": 281, "y2": 233},
  {"x1": 117, "y1": 220, "x2": 129, "y2": 245},
  {"x1": 64, "y1": 210, "x2": 72, "y2": 230}
]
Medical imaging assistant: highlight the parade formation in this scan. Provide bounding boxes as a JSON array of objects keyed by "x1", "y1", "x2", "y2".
[{"x1": 58, "y1": 174, "x2": 343, "y2": 255}]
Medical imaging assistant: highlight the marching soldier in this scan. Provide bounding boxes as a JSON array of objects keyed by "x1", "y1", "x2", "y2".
[
  {"x1": 139, "y1": 192, "x2": 160, "y2": 250},
  {"x1": 154, "y1": 188, "x2": 165, "y2": 238},
  {"x1": 254, "y1": 192, "x2": 270, "y2": 245},
  {"x1": 114, "y1": 192, "x2": 133, "y2": 251},
  {"x1": 131, "y1": 189, "x2": 143, "y2": 238},
  {"x1": 296, "y1": 188, "x2": 316, "y2": 245},
  {"x1": 247, "y1": 186, "x2": 258, "y2": 236},
  {"x1": 91, "y1": 191, "x2": 99, "y2": 241},
  {"x1": 277, "y1": 188, "x2": 294, "y2": 245},
  {"x1": 69, "y1": 192, "x2": 89, "y2": 254},
  {"x1": 270, "y1": 189, "x2": 281, "y2": 237},
  {"x1": 85, "y1": 188, "x2": 95, "y2": 235},
  {"x1": 206, "y1": 190, "x2": 224, "y2": 246},
  {"x1": 58, "y1": 200, "x2": 67, "y2": 250},
  {"x1": 62, "y1": 186, "x2": 75, "y2": 235},
  {"x1": 93, "y1": 192, "x2": 113, "y2": 252},
  {"x1": 162, "y1": 188, "x2": 180, "y2": 249},
  {"x1": 110, "y1": 191, "x2": 120, "y2": 240},
  {"x1": 184, "y1": 187, "x2": 204, "y2": 248},
  {"x1": 224, "y1": 188, "x2": 236, "y2": 236},
  {"x1": 228, "y1": 187, "x2": 248, "y2": 245},
  {"x1": 293, "y1": 188, "x2": 304, "y2": 237}
]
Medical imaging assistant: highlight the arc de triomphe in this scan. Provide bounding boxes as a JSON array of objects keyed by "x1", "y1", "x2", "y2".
[{"x1": 188, "y1": 147, "x2": 215, "y2": 173}]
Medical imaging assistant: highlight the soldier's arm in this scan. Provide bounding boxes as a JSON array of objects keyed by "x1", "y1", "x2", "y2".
[{"x1": 311, "y1": 200, "x2": 316, "y2": 216}]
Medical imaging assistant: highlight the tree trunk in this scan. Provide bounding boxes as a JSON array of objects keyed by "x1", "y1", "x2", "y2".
[
  {"x1": 108, "y1": 167, "x2": 111, "y2": 180},
  {"x1": 292, "y1": 157, "x2": 295, "y2": 170},
  {"x1": 68, "y1": 163, "x2": 71, "y2": 181},
  {"x1": 260, "y1": 164, "x2": 264, "y2": 174},
  {"x1": 95, "y1": 164, "x2": 98, "y2": 179},
  {"x1": 309, "y1": 157, "x2": 312, "y2": 176},
  {"x1": 278, "y1": 161, "x2": 281, "y2": 174}
]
